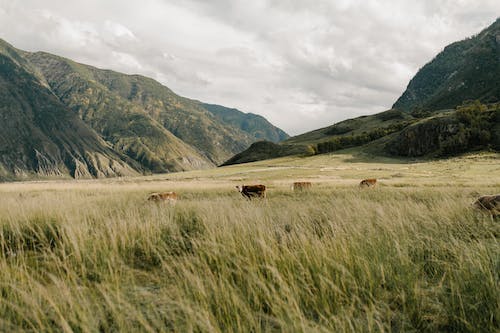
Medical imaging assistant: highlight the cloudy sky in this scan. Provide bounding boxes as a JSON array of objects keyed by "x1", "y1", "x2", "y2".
[{"x1": 0, "y1": 0, "x2": 498, "y2": 135}]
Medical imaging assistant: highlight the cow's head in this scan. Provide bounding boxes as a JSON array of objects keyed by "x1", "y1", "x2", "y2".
[{"x1": 235, "y1": 185, "x2": 243, "y2": 192}]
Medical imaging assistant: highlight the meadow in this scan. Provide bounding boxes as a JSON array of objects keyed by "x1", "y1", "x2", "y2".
[{"x1": 0, "y1": 152, "x2": 498, "y2": 332}]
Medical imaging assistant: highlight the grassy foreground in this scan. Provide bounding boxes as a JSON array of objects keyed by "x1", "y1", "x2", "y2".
[{"x1": 0, "y1": 153, "x2": 499, "y2": 332}]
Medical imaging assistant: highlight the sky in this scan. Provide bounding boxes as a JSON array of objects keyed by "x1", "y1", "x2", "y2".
[{"x1": 0, "y1": 1, "x2": 498, "y2": 135}]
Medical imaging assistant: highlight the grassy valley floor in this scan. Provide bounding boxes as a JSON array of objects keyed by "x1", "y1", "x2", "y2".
[{"x1": 0, "y1": 152, "x2": 498, "y2": 332}]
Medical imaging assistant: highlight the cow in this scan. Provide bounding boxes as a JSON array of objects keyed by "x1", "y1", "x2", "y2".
[
  {"x1": 292, "y1": 182, "x2": 312, "y2": 191},
  {"x1": 236, "y1": 185, "x2": 266, "y2": 199},
  {"x1": 147, "y1": 191, "x2": 178, "y2": 203},
  {"x1": 472, "y1": 194, "x2": 500, "y2": 216},
  {"x1": 359, "y1": 178, "x2": 377, "y2": 187}
]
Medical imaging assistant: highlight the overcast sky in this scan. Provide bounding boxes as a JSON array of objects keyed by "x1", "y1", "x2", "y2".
[{"x1": 0, "y1": 0, "x2": 498, "y2": 135}]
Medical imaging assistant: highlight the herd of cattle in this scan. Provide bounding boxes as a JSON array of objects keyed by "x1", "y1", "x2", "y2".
[{"x1": 147, "y1": 179, "x2": 500, "y2": 216}]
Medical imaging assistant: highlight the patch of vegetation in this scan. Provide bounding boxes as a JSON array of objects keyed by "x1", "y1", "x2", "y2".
[
  {"x1": 440, "y1": 101, "x2": 498, "y2": 155},
  {"x1": 387, "y1": 101, "x2": 499, "y2": 157},
  {"x1": 375, "y1": 109, "x2": 407, "y2": 121},
  {"x1": 324, "y1": 125, "x2": 353, "y2": 136},
  {"x1": 222, "y1": 141, "x2": 315, "y2": 166},
  {"x1": 1, "y1": 214, "x2": 63, "y2": 255},
  {"x1": 317, "y1": 121, "x2": 414, "y2": 153}
]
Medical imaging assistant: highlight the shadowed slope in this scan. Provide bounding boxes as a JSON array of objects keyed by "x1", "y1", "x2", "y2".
[{"x1": 0, "y1": 40, "x2": 139, "y2": 180}]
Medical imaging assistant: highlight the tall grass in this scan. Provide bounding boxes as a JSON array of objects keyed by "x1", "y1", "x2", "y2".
[{"x1": 0, "y1": 185, "x2": 498, "y2": 332}]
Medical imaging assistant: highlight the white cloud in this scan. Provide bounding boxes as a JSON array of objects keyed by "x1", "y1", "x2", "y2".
[{"x1": 0, "y1": 0, "x2": 498, "y2": 135}]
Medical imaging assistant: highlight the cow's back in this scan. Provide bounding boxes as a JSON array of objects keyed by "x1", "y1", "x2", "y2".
[
  {"x1": 148, "y1": 191, "x2": 177, "y2": 203},
  {"x1": 360, "y1": 178, "x2": 377, "y2": 187},
  {"x1": 292, "y1": 182, "x2": 312, "y2": 191},
  {"x1": 241, "y1": 185, "x2": 266, "y2": 199},
  {"x1": 474, "y1": 194, "x2": 500, "y2": 212}
]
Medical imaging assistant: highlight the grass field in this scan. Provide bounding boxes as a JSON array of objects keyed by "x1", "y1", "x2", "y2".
[{"x1": 0, "y1": 152, "x2": 499, "y2": 332}]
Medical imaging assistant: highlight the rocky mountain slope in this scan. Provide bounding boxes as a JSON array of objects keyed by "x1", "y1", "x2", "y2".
[
  {"x1": 393, "y1": 18, "x2": 499, "y2": 112},
  {"x1": 26, "y1": 52, "x2": 212, "y2": 173},
  {"x1": 0, "y1": 40, "x2": 139, "y2": 180},
  {"x1": 0, "y1": 39, "x2": 288, "y2": 180},
  {"x1": 27, "y1": 52, "x2": 288, "y2": 165},
  {"x1": 201, "y1": 103, "x2": 289, "y2": 143}
]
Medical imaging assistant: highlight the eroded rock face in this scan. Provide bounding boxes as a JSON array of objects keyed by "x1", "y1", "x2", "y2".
[{"x1": 386, "y1": 116, "x2": 460, "y2": 157}]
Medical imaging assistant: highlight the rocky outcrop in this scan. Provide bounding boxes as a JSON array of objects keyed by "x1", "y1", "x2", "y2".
[{"x1": 385, "y1": 115, "x2": 460, "y2": 156}]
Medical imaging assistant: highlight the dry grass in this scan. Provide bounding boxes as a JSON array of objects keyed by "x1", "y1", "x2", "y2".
[{"x1": 0, "y1": 153, "x2": 498, "y2": 332}]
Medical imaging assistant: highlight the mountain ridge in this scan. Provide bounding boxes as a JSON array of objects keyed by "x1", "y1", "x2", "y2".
[
  {"x1": 223, "y1": 19, "x2": 500, "y2": 165},
  {"x1": 393, "y1": 18, "x2": 500, "y2": 112},
  {"x1": 0, "y1": 40, "x2": 140, "y2": 180},
  {"x1": 0, "y1": 38, "x2": 289, "y2": 180}
]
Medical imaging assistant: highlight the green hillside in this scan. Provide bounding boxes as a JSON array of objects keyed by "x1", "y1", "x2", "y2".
[
  {"x1": 67, "y1": 64, "x2": 260, "y2": 164},
  {"x1": 223, "y1": 109, "x2": 419, "y2": 165},
  {"x1": 26, "y1": 52, "x2": 283, "y2": 165},
  {"x1": 224, "y1": 19, "x2": 500, "y2": 166},
  {"x1": 201, "y1": 103, "x2": 289, "y2": 142},
  {"x1": 27, "y1": 52, "x2": 213, "y2": 173},
  {"x1": 221, "y1": 140, "x2": 313, "y2": 166},
  {"x1": 393, "y1": 18, "x2": 500, "y2": 112},
  {"x1": 0, "y1": 40, "x2": 139, "y2": 180}
]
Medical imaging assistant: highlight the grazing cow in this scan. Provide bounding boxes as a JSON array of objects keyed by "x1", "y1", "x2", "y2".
[
  {"x1": 147, "y1": 191, "x2": 178, "y2": 203},
  {"x1": 292, "y1": 182, "x2": 312, "y2": 191},
  {"x1": 359, "y1": 178, "x2": 377, "y2": 187},
  {"x1": 236, "y1": 185, "x2": 266, "y2": 199},
  {"x1": 473, "y1": 194, "x2": 500, "y2": 215}
]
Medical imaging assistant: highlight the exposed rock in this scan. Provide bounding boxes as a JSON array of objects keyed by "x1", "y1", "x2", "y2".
[{"x1": 386, "y1": 115, "x2": 460, "y2": 156}]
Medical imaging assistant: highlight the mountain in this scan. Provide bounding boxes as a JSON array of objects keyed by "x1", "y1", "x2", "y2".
[
  {"x1": 223, "y1": 103, "x2": 499, "y2": 165},
  {"x1": 26, "y1": 52, "x2": 212, "y2": 172},
  {"x1": 221, "y1": 141, "x2": 312, "y2": 166},
  {"x1": 26, "y1": 53, "x2": 289, "y2": 166},
  {"x1": 0, "y1": 38, "x2": 289, "y2": 180},
  {"x1": 0, "y1": 39, "x2": 139, "y2": 180},
  {"x1": 222, "y1": 109, "x2": 418, "y2": 164},
  {"x1": 393, "y1": 18, "x2": 500, "y2": 112},
  {"x1": 201, "y1": 103, "x2": 289, "y2": 143},
  {"x1": 223, "y1": 19, "x2": 500, "y2": 165}
]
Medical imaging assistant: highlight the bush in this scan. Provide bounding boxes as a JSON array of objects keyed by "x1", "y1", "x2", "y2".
[{"x1": 439, "y1": 101, "x2": 495, "y2": 156}]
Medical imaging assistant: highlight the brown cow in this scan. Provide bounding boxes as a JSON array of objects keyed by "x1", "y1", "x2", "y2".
[
  {"x1": 292, "y1": 182, "x2": 312, "y2": 191},
  {"x1": 147, "y1": 191, "x2": 178, "y2": 203},
  {"x1": 359, "y1": 178, "x2": 377, "y2": 187},
  {"x1": 236, "y1": 185, "x2": 266, "y2": 199},
  {"x1": 473, "y1": 194, "x2": 500, "y2": 215}
]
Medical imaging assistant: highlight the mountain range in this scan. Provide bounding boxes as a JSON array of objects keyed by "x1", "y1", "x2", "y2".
[
  {"x1": 0, "y1": 39, "x2": 288, "y2": 180},
  {"x1": 1, "y1": 18, "x2": 499, "y2": 179},
  {"x1": 225, "y1": 18, "x2": 499, "y2": 165}
]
